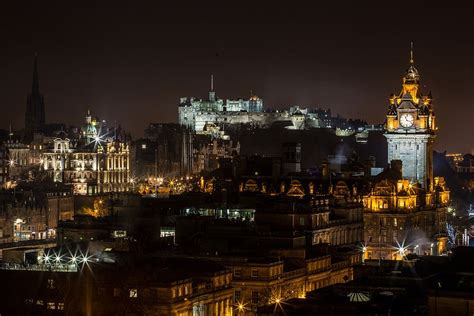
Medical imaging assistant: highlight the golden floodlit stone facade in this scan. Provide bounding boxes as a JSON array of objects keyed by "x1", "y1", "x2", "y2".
[{"x1": 363, "y1": 46, "x2": 449, "y2": 260}]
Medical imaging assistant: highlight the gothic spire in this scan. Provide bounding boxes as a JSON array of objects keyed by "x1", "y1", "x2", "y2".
[
  {"x1": 25, "y1": 53, "x2": 46, "y2": 135},
  {"x1": 32, "y1": 53, "x2": 40, "y2": 95},
  {"x1": 403, "y1": 42, "x2": 420, "y2": 85}
]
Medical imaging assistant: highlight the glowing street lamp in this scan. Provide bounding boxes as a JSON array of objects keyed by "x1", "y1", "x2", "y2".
[
  {"x1": 394, "y1": 239, "x2": 409, "y2": 260},
  {"x1": 235, "y1": 301, "x2": 248, "y2": 314}
]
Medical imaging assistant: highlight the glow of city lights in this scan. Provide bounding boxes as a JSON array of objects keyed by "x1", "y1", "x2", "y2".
[
  {"x1": 394, "y1": 239, "x2": 409, "y2": 259},
  {"x1": 79, "y1": 253, "x2": 94, "y2": 264},
  {"x1": 235, "y1": 301, "x2": 248, "y2": 313}
]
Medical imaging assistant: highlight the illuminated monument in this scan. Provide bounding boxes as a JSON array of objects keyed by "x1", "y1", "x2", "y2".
[
  {"x1": 41, "y1": 111, "x2": 131, "y2": 195},
  {"x1": 363, "y1": 45, "x2": 449, "y2": 260},
  {"x1": 385, "y1": 44, "x2": 435, "y2": 190}
]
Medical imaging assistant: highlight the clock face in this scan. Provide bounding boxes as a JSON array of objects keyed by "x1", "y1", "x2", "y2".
[{"x1": 400, "y1": 113, "x2": 414, "y2": 128}]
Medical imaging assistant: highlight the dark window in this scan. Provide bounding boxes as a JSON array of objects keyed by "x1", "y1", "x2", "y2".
[
  {"x1": 251, "y1": 291, "x2": 259, "y2": 304},
  {"x1": 234, "y1": 290, "x2": 241, "y2": 302}
]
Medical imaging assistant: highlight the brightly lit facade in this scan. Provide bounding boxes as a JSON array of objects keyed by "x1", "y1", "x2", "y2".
[
  {"x1": 224, "y1": 252, "x2": 358, "y2": 315},
  {"x1": 385, "y1": 48, "x2": 436, "y2": 190},
  {"x1": 363, "y1": 48, "x2": 449, "y2": 260},
  {"x1": 41, "y1": 111, "x2": 131, "y2": 195}
]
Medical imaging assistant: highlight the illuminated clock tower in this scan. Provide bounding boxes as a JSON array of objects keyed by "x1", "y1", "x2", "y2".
[{"x1": 385, "y1": 46, "x2": 436, "y2": 190}]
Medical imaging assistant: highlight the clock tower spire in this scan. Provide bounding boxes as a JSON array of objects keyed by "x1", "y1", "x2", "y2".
[{"x1": 385, "y1": 44, "x2": 436, "y2": 190}]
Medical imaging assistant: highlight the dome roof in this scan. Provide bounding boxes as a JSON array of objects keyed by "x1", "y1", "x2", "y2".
[{"x1": 403, "y1": 64, "x2": 420, "y2": 84}]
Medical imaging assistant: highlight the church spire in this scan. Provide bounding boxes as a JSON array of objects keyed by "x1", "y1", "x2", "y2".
[
  {"x1": 32, "y1": 53, "x2": 40, "y2": 95},
  {"x1": 25, "y1": 53, "x2": 46, "y2": 136},
  {"x1": 403, "y1": 42, "x2": 420, "y2": 87}
]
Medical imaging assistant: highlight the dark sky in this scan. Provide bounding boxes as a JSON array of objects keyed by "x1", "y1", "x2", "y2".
[{"x1": 1, "y1": 2, "x2": 473, "y2": 153}]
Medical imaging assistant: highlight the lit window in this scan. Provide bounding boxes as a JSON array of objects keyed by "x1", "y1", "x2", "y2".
[
  {"x1": 251, "y1": 269, "x2": 259, "y2": 277},
  {"x1": 47, "y1": 278, "x2": 55, "y2": 289},
  {"x1": 141, "y1": 144, "x2": 147, "y2": 149},
  {"x1": 24, "y1": 298, "x2": 34, "y2": 305},
  {"x1": 58, "y1": 302, "x2": 65, "y2": 310},
  {"x1": 36, "y1": 300, "x2": 44, "y2": 305},
  {"x1": 47, "y1": 302, "x2": 56, "y2": 310},
  {"x1": 299, "y1": 217, "x2": 305, "y2": 225},
  {"x1": 129, "y1": 288, "x2": 138, "y2": 298}
]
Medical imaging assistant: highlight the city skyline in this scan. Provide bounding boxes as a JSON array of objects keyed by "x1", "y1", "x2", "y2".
[
  {"x1": 1, "y1": 3, "x2": 473, "y2": 153},
  {"x1": 1, "y1": 3, "x2": 473, "y2": 315}
]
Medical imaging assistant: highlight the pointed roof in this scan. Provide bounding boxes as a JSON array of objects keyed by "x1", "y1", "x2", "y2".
[
  {"x1": 403, "y1": 42, "x2": 420, "y2": 84},
  {"x1": 32, "y1": 53, "x2": 40, "y2": 95}
]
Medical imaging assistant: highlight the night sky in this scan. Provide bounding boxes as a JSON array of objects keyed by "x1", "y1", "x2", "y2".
[{"x1": 1, "y1": 2, "x2": 473, "y2": 153}]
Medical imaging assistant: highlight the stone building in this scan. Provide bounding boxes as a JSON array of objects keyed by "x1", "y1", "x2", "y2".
[
  {"x1": 177, "y1": 78, "x2": 366, "y2": 136},
  {"x1": 385, "y1": 48, "x2": 436, "y2": 190},
  {"x1": 255, "y1": 194, "x2": 364, "y2": 248},
  {"x1": 133, "y1": 123, "x2": 194, "y2": 178},
  {"x1": 0, "y1": 145, "x2": 9, "y2": 185},
  {"x1": 0, "y1": 186, "x2": 73, "y2": 243},
  {"x1": 362, "y1": 48, "x2": 449, "y2": 260},
  {"x1": 0, "y1": 256, "x2": 234, "y2": 316},
  {"x1": 40, "y1": 112, "x2": 131, "y2": 195},
  {"x1": 218, "y1": 251, "x2": 358, "y2": 315}
]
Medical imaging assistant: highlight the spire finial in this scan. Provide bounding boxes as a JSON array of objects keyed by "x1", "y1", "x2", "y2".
[
  {"x1": 210, "y1": 74, "x2": 214, "y2": 91},
  {"x1": 32, "y1": 53, "x2": 40, "y2": 93},
  {"x1": 410, "y1": 41, "x2": 414, "y2": 65}
]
